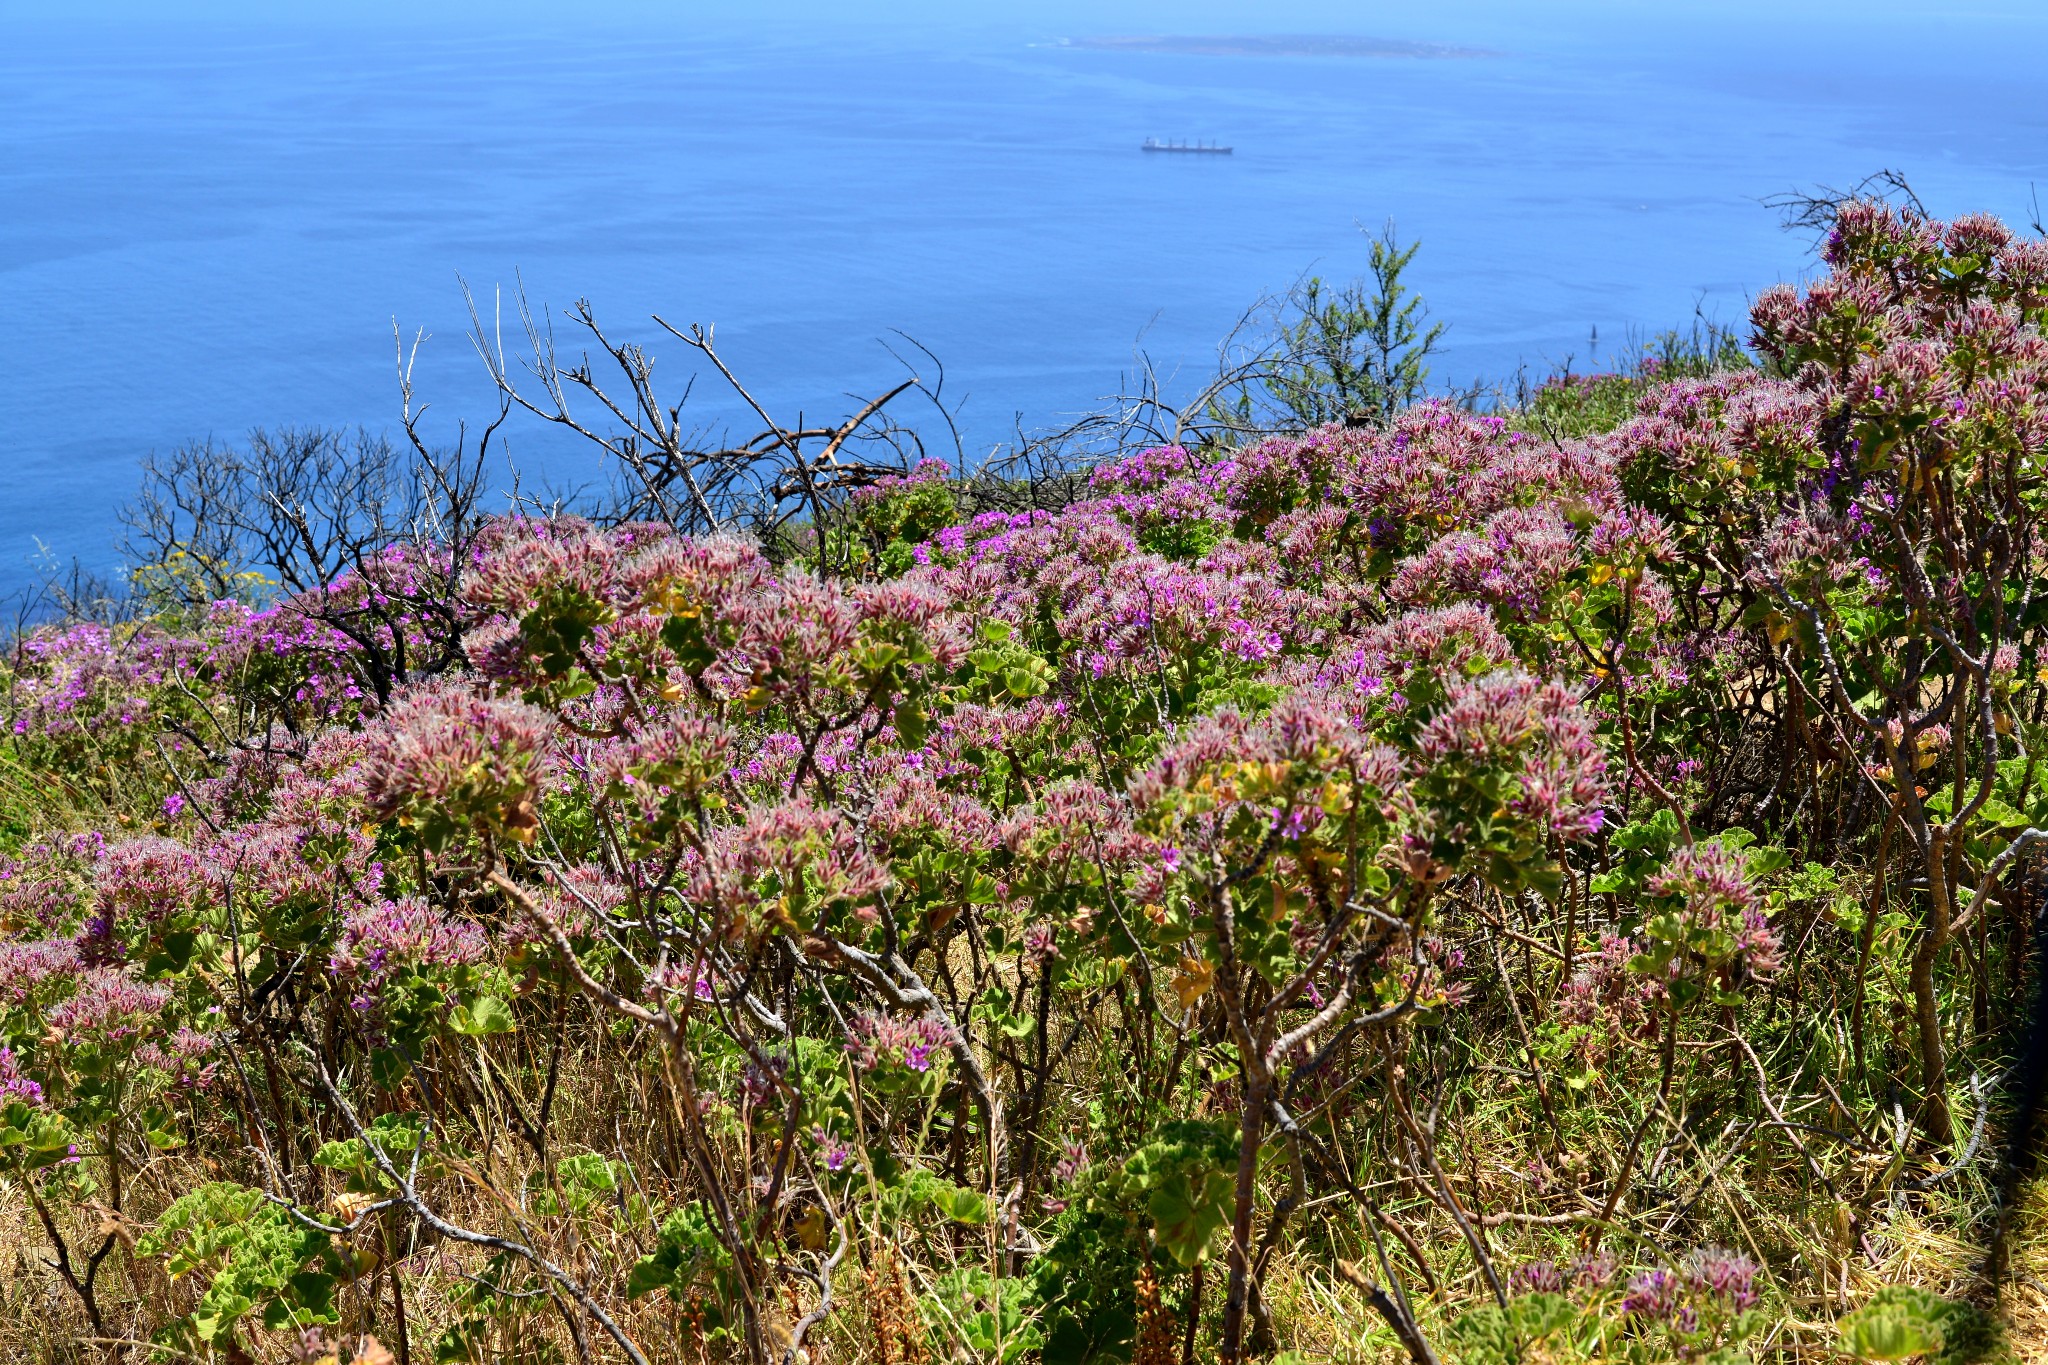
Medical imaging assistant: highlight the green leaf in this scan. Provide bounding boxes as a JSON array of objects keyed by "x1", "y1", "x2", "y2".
[
  {"x1": 661, "y1": 615, "x2": 718, "y2": 673},
  {"x1": 1518, "y1": 859, "x2": 1564, "y2": 900},
  {"x1": 895, "y1": 699, "x2": 929, "y2": 748},
  {"x1": 944, "y1": 1185, "x2": 991, "y2": 1224},
  {"x1": 1836, "y1": 1285, "x2": 2006, "y2": 1365},
  {"x1": 450, "y1": 996, "x2": 515, "y2": 1038},
  {"x1": 1975, "y1": 798, "x2": 2029, "y2": 830},
  {"x1": 1841, "y1": 1311, "x2": 1941, "y2": 1361},
  {"x1": 1746, "y1": 845, "x2": 1791, "y2": 876},
  {"x1": 628, "y1": 1204, "x2": 732, "y2": 1302},
  {"x1": 1123, "y1": 1119, "x2": 1240, "y2": 1267},
  {"x1": 1146, "y1": 1167, "x2": 1234, "y2": 1266},
  {"x1": 192, "y1": 1295, "x2": 252, "y2": 1343},
  {"x1": 1005, "y1": 666, "x2": 1049, "y2": 699},
  {"x1": 625, "y1": 1257, "x2": 673, "y2": 1300},
  {"x1": 285, "y1": 1270, "x2": 339, "y2": 1323},
  {"x1": 147, "y1": 929, "x2": 200, "y2": 975}
]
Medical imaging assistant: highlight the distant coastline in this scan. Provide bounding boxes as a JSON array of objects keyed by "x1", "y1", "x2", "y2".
[{"x1": 1059, "y1": 35, "x2": 1493, "y2": 60}]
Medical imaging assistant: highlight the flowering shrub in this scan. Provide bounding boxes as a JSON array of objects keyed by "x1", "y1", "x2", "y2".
[
  {"x1": 1450, "y1": 1247, "x2": 1763, "y2": 1365},
  {"x1": 0, "y1": 203, "x2": 2041, "y2": 1364}
]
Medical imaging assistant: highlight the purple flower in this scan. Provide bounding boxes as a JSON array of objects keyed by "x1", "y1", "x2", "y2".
[
  {"x1": 0, "y1": 938, "x2": 83, "y2": 1004},
  {"x1": 0, "y1": 1047, "x2": 45, "y2": 1107},
  {"x1": 1416, "y1": 671, "x2": 1609, "y2": 844},
  {"x1": 1681, "y1": 1246, "x2": 1760, "y2": 1311},
  {"x1": 329, "y1": 899, "x2": 487, "y2": 990},
  {"x1": 811, "y1": 1126, "x2": 857, "y2": 1174},
  {"x1": 361, "y1": 679, "x2": 555, "y2": 835},
  {"x1": 1623, "y1": 1268, "x2": 1681, "y2": 1319},
  {"x1": 46, "y1": 968, "x2": 171, "y2": 1042},
  {"x1": 1570, "y1": 1251, "x2": 1617, "y2": 1289},
  {"x1": 742, "y1": 1052, "x2": 788, "y2": 1106},
  {"x1": 845, "y1": 1011, "x2": 953, "y2": 1075},
  {"x1": 1022, "y1": 921, "x2": 1058, "y2": 970}
]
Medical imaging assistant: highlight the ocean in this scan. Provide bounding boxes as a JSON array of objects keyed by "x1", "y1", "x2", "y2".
[{"x1": 4, "y1": 2, "x2": 2046, "y2": 594}]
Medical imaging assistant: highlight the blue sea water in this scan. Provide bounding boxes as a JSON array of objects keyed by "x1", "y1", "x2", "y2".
[{"x1": 3, "y1": 2, "x2": 2047, "y2": 593}]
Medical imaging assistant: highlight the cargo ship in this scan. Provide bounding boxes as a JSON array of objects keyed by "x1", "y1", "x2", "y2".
[{"x1": 1141, "y1": 137, "x2": 1232, "y2": 154}]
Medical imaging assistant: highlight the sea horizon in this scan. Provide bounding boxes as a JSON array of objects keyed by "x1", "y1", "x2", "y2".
[{"x1": 5, "y1": 3, "x2": 2046, "y2": 594}]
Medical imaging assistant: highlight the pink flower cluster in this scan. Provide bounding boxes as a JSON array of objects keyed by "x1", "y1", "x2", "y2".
[
  {"x1": 330, "y1": 898, "x2": 488, "y2": 995},
  {"x1": 44, "y1": 968, "x2": 172, "y2": 1042},
  {"x1": 8, "y1": 623, "x2": 196, "y2": 742},
  {"x1": 0, "y1": 1046, "x2": 44, "y2": 1107},
  {"x1": 1416, "y1": 671, "x2": 1609, "y2": 841},
  {"x1": 1557, "y1": 934, "x2": 1660, "y2": 1058},
  {"x1": 845, "y1": 1011, "x2": 952, "y2": 1074},
  {"x1": 1650, "y1": 843, "x2": 1782, "y2": 980},
  {"x1": 689, "y1": 799, "x2": 893, "y2": 937},
  {"x1": 361, "y1": 679, "x2": 555, "y2": 829}
]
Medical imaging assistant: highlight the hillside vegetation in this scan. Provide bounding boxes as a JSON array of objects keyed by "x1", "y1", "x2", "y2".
[{"x1": 1, "y1": 202, "x2": 2045, "y2": 1365}]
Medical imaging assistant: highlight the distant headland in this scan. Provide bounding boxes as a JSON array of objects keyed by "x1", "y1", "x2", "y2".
[{"x1": 1058, "y1": 34, "x2": 1493, "y2": 60}]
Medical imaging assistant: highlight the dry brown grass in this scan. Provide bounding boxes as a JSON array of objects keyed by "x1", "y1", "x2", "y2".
[
  {"x1": 0, "y1": 966, "x2": 2037, "y2": 1364},
  {"x1": 2, "y1": 1131, "x2": 2043, "y2": 1364}
]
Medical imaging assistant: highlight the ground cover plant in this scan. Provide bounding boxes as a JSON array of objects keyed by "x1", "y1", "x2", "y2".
[{"x1": 2, "y1": 201, "x2": 2048, "y2": 1365}]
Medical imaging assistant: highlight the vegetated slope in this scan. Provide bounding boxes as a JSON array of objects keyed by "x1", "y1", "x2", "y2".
[{"x1": 0, "y1": 202, "x2": 2043, "y2": 1365}]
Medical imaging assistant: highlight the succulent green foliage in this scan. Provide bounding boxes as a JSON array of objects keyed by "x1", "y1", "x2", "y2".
[
  {"x1": 1118, "y1": 1119, "x2": 1239, "y2": 1267},
  {"x1": 0, "y1": 1098, "x2": 78, "y2": 1175},
  {"x1": 626, "y1": 1201, "x2": 743, "y2": 1340},
  {"x1": 921, "y1": 1267, "x2": 1046, "y2": 1364},
  {"x1": 138, "y1": 1182, "x2": 346, "y2": 1346},
  {"x1": 1837, "y1": 1287, "x2": 2010, "y2": 1365},
  {"x1": 1448, "y1": 1292, "x2": 1603, "y2": 1365}
]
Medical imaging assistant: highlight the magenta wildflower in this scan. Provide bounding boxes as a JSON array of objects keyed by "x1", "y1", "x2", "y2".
[
  {"x1": 811, "y1": 1126, "x2": 857, "y2": 1174},
  {"x1": 1509, "y1": 1261, "x2": 1565, "y2": 1295},
  {"x1": 1623, "y1": 1267, "x2": 1681, "y2": 1319},
  {"x1": 46, "y1": 968, "x2": 171, "y2": 1042},
  {"x1": 330, "y1": 898, "x2": 487, "y2": 989},
  {"x1": 0, "y1": 1047, "x2": 44, "y2": 1107},
  {"x1": 845, "y1": 1011, "x2": 952, "y2": 1074},
  {"x1": 1680, "y1": 1246, "x2": 1760, "y2": 1311},
  {"x1": 361, "y1": 678, "x2": 555, "y2": 840}
]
